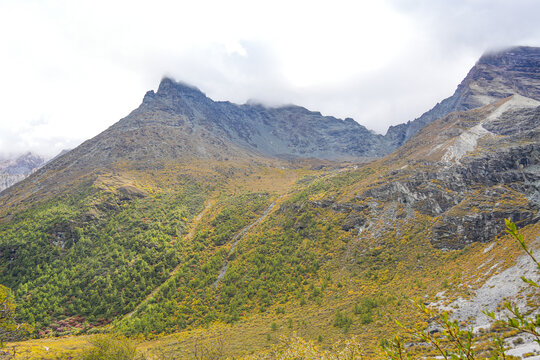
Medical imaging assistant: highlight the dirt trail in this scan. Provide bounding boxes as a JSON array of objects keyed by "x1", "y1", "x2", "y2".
[
  {"x1": 123, "y1": 199, "x2": 215, "y2": 320},
  {"x1": 213, "y1": 196, "x2": 282, "y2": 287}
]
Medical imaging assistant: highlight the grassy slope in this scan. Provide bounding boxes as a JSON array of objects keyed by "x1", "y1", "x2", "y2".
[
  {"x1": 0, "y1": 159, "x2": 309, "y2": 330},
  {"x1": 6, "y1": 160, "x2": 537, "y2": 359},
  {"x1": 10, "y1": 221, "x2": 535, "y2": 359}
]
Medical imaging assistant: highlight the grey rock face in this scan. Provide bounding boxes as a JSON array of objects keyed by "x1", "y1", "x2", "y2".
[
  {"x1": 127, "y1": 78, "x2": 389, "y2": 160},
  {"x1": 0, "y1": 173, "x2": 25, "y2": 193},
  {"x1": 430, "y1": 145, "x2": 540, "y2": 249},
  {"x1": 385, "y1": 46, "x2": 540, "y2": 147},
  {"x1": 134, "y1": 47, "x2": 540, "y2": 159},
  {"x1": 0, "y1": 152, "x2": 45, "y2": 175},
  {"x1": 311, "y1": 97, "x2": 540, "y2": 249},
  {"x1": 411, "y1": 104, "x2": 540, "y2": 248}
]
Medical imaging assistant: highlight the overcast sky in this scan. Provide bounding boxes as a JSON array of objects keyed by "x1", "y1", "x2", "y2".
[{"x1": 1, "y1": 0, "x2": 539, "y2": 158}]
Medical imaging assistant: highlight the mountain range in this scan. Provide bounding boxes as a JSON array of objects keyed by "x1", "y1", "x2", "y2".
[{"x1": 1, "y1": 46, "x2": 539, "y2": 359}]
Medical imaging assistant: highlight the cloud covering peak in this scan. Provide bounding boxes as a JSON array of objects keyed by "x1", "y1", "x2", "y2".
[{"x1": 0, "y1": 0, "x2": 539, "y2": 157}]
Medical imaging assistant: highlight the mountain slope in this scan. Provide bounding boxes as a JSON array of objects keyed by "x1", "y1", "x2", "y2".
[
  {"x1": 112, "y1": 92, "x2": 540, "y2": 356},
  {"x1": 385, "y1": 46, "x2": 540, "y2": 146},
  {"x1": 361, "y1": 94, "x2": 540, "y2": 249}
]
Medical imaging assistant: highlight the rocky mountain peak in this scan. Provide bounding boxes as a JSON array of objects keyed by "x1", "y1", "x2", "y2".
[
  {"x1": 478, "y1": 46, "x2": 540, "y2": 67},
  {"x1": 385, "y1": 46, "x2": 540, "y2": 147},
  {"x1": 115, "y1": 77, "x2": 390, "y2": 160},
  {"x1": 156, "y1": 77, "x2": 205, "y2": 98},
  {"x1": 0, "y1": 152, "x2": 45, "y2": 175},
  {"x1": 458, "y1": 45, "x2": 540, "y2": 107},
  {"x1": 143, "y1": 77, "x2": 207, "y2": 107}
]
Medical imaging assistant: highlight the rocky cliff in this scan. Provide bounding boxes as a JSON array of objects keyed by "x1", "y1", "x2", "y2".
[
  {"x1": 326, "y1": 95, "x2": 540, "y2": 249},
  {"x1": 385, "y1": 46, "x2": 540, "y2": 147}
]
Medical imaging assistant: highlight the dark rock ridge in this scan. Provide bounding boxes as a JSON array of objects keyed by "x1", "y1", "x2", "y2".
[
  {"x1": 126, "y1": 78, "x2": 388, "y2": 160},
  {"x1": 385, "y1": 46, "x2": 540, "y2": 147}
]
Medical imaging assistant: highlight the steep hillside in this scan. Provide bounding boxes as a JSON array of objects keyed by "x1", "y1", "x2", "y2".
[
  {"x1": 370, "y1": 94, "x2": 540, "y2": 249},
  {"x1": 386, "y1": 46, "x2": 540, "y2": 146}
]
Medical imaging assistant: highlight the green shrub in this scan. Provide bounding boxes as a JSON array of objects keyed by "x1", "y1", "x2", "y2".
[
  {"x1": 0, "y1": 285, "x2": 33, "y2": 352},
  {"x1": 358, "y1": 312, "x2": 373, "y2": 325},
  {"x1": 80, "y1": 335, "x2": 138, "y2": 360},
  {"x1": 334, "y1": 310, "x2": 353, "y2": 332},
  {"x1": 353, "y1": 297, "x2": 378, "y2": 315}
]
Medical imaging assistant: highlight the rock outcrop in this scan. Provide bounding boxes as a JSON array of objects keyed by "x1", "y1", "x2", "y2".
[
  {"x1": 298, "y1": 94, "x2": 540, "y2": 249},
  {"x1": 385, "y1": 46, "x2": 540, "y2": 147},
  {"x1": 363, "y1": 95, "x2": 540, "y2": 249}
]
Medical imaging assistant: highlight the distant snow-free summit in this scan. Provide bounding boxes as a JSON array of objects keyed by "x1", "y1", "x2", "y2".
[{"x1": 0, "y1": 152, "x2": 46, "y2": 192}]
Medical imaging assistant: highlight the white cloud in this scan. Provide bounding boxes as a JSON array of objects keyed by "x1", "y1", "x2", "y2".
[{"x1": 0, "y1": 0, "x2": 539, "y2": 157}]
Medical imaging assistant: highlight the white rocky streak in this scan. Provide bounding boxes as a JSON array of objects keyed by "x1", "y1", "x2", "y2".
[
  {"x1": 505, "y1": 335, "x2": 540, "y2": 360},
  {"x1": 484, "y1": 94, "x2": 540, "y2": 123},
  {"x1": 428, "y1": 251, "x2": 540, "y2": 358},
  {"x1": 447, "y1": 253, "x2": 539, "y2": 329},
  {"x1": 442, "y1": 95, "x2": 540, "y2": 164},
  {"x1": 442, "y1": 124, "x2": 492, "y2": 164},
  {"x1": 482, "y1": 242, "x2": 495, "y2": 254}
]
